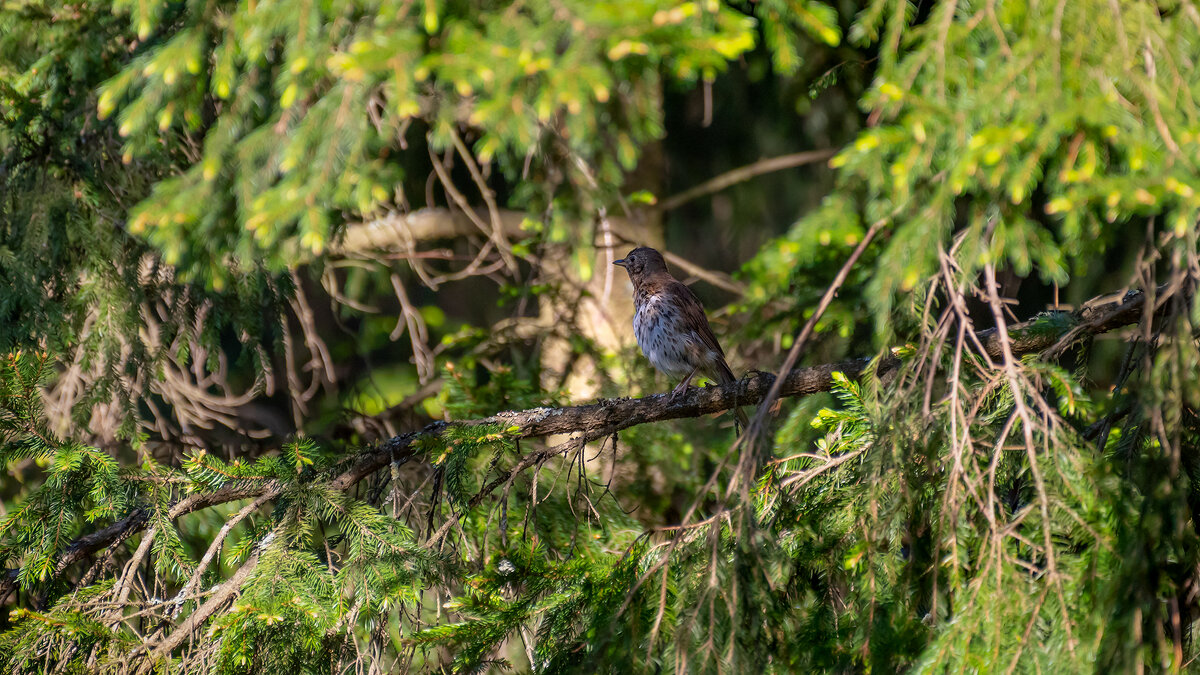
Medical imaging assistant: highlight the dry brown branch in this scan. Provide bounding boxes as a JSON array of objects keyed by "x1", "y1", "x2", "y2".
[
  {"x1": 336, "y1": 208, "x2": 525, "y2": 256},
  {"x1": 746, "y1": 218, "x2": 888, "y2": 442},
  {"x1": 655, "y1": 150, "x2": 837, "y2": 213},
  {"x1": 44, "y1": 297, "x2": 284, "y2": 449},
  {"x1": 659, "y1": 251, "x2": 745, "y2": 295},
  {"x1": 447, "y1": 127, "x2": 518, "y2": 273},
  {"x1": 168, "y1": 492, "x2": 274, "y2": 617},
  {"x1": 146, "y1": 543, "x2": 267, "y2": 663},
  {"x1": 107, "y1": 525, "x2": 157, "y2": 625},
  {"x1": 389, "y1": 272, "x2": 436, "y2": 382},
  {"x1": 982, "y1": 262, "x2": 1076, "y2": 655}
]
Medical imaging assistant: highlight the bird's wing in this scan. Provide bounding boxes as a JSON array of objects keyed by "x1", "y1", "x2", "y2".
[{"x1": 669, "y1": 280, "x2": 726, "y2": 358}]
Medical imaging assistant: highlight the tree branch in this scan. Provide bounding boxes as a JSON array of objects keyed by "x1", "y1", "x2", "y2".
[
  {"x1": 148, "y1": 544, "x2": 264, "y2": 662},
  {"x1": 0, "y1": 285, "x2": 1157, "y2": 610},
  {"x1": 655, "y1": 149, "x2": 837, "y2": 213}
]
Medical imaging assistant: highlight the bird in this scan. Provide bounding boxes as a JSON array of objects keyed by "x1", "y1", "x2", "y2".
[{"x1": 613, "y1": 246, "x2": 748, "y2": 429}]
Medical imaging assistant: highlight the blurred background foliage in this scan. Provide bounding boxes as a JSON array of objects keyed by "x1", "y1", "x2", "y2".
[{"x1": 1, "y1": 0, "x2": 1199, "y2": 672}]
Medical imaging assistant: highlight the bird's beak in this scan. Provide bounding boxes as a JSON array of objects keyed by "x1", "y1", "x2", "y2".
[{"x1": 612, "y1": 258, "x2": 627, "y2": 267}]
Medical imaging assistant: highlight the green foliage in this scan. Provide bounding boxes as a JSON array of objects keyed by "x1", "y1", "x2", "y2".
[
  {"x1": 0, "y1": 580, "x2": 131, "y2": 673},
  {"x1": 3, "y1": 0, "x2": 1200, "y2": 673},
  {"x1": 736, "y1": 193, "x2": 877, "y2": 355},
  {"x1": 830, "y1": 0, "x2": 1196, "y2": 323},
  {"x1": 0, "y1": 353, "x2": 132, "y2": 587},
  {"x1": 441, "y1": 360, "x2": 560, "y2": 421},
  {"x1": 742, "y1": 0, "x2": 1200, "y2": 337},
  {"x1": 0, "y1": 4, "x2": 292, "y2": 443},
  {"x1": 183, "y1": 438, "x2": 323, "y2": 492},
  {"x1": 0, "y1": 351, "x2": 58, "y2": 461},
  {"x1": 206, "y1": 512, "x2": 433, "y2": 675},
  {"x1": 89, "y1": 0, "x2": 769, "y2": 280},
  {"x1": 0, "y1": 438, "x2": 127, "y2": 588}
]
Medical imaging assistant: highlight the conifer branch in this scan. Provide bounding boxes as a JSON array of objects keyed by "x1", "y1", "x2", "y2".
[
  {"x1": 0, "y1": 285, "x2": 1157, "y2": 608},
  {"x1": 147, "y1": 545, "x2": 265, "y2": 661}
]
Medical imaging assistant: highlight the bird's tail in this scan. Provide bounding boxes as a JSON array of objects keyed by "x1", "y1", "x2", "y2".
[{"x1": 711, "y1": 358, "x2": 750, "y2": 431}]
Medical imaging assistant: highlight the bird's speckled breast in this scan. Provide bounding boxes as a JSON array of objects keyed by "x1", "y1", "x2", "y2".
[{"x1": 632, "y1": 291, "x2": 695, "y2": 379}]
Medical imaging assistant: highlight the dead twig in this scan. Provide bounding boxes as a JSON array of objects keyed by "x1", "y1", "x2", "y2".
[{"x1": 655, "y1": 150, "x2": 836, "y2": 213}]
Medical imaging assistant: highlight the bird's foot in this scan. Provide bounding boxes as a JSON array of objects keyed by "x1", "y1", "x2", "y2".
[{"x1": 668, "y1": 367, "x2": 698, "y2": 404}]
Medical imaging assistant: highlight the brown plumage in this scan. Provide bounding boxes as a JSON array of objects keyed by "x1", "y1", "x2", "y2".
[{"x1": 613, "y1": 247, "x2": 748, "y2": 428}]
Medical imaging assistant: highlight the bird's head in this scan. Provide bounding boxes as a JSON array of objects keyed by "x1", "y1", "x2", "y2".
[{"x1": 613, "y1": 246, "x2": 669, "y2": 284}]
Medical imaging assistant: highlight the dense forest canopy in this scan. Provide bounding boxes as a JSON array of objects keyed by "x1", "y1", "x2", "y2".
[{"x1": 1, "y1": 0, "x2": 1199, "y2": 672}]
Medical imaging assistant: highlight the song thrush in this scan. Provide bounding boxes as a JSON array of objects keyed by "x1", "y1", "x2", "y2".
[{"x1": 613, "y1": 247, "x2": 748, "y2": 428}]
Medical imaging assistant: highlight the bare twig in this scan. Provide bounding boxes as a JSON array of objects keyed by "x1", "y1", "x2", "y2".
[
  {"x1": 447, "y1": 127, "x2": 518, "y2": 273},
  {"x1": 655, "y1": 150, "x2": 836, "y2": 213},
  {"x1": 982, "y1": 262, "x2": 1076, "y2": 656},
  {"x1": 147, "y1": 544, "x2": 266, "y2": 661},
  {"x1": 389, "y1": 272, "x2": 436, "y2": 382},
  {"x1": 746, "y1": 218, "x2": 888, "y2": 442},
  {"x1": 169, "y1": 492, "x2": 273, "y2": 618},
  {"x1": 660, "y1": 251, "x2": 745, "y2": 295}
]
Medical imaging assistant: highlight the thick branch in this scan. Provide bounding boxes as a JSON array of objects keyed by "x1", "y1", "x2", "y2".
[
  {"x1": 338, "y1": 207, "x2": 650, "y2": 257},
  {"x1": 0, "y1": 286, "x2": 1154, "y2": 607}
]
